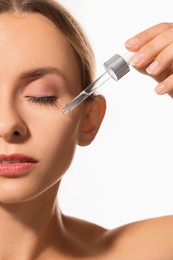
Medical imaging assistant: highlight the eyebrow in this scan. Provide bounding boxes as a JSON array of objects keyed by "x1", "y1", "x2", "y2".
[{"x1": 19, "y1": 67, "x2": 68, "y2": 82}]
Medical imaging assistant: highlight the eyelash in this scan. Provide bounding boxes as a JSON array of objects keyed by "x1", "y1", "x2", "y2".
[{"x1": 26, "y1": 96, "x2": 58, "y2": 105}]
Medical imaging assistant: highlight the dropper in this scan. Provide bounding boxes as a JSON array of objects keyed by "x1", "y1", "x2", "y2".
[{"x1": 62, "y1": 52, "x2": 132, "y2": 113}]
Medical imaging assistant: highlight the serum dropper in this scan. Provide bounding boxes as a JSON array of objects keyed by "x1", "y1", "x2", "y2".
[{"x1": 62, "y1": 52, "x2": 132, "y2": 113}]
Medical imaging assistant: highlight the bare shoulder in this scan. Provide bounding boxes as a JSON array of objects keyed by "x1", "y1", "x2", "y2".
[
  {"x1": 106, "y1": 215, "x2": 173, "y2": 259},
  {"x1": 62, "y1": 214, "x2": 173, "y2": 259}
]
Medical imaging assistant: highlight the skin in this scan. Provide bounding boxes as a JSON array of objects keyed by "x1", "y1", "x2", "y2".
[{"x1": 0, "y1": 13, "x2": 173, "y2": 259}]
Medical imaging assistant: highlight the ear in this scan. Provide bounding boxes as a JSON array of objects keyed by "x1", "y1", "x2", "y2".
[{"x1": 78, "y1": 95, "x2": 106, "y2": 146}]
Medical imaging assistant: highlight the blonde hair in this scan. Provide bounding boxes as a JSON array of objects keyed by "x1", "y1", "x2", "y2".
[{"x1": 0, "y1": 0, "x2": 96, "y2": 88}]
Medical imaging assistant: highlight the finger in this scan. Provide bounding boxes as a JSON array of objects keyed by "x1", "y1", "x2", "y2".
[
  {"x1": 129, "y1": 28, "x2": 173, "y2": 69},
  {"x1": 155, "y1": 74, "x2": 173, "y2": 95},
  {"x1": 125, "y1": 22, "x2": 173, "y2": 51},
  {"x1": 146, "y1": 43, "x2": 173, "y2": 75}
]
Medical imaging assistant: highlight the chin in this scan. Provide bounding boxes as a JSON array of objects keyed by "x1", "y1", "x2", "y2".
[
  {"x1": 0, "y1": 181, "x2": 42, "y2": 204},
  {"x1": 0, "y1": 190, "x2": 38, "y2": 204},
  {"x1": 0, "y1": 176, "x2": 60, "y2": 205}
]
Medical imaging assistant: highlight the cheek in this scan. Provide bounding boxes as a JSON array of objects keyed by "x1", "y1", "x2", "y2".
[
  {"x1": 35, "y1": 113, "x2": 80, "y2": 145},
  {"x1": 30, "y1": 112, "x2": 81, "y2": 174}
]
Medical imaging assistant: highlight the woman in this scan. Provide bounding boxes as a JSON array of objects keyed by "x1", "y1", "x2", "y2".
[{"x1": 0, "y1": 0, "x2": 173, "y2": 259}]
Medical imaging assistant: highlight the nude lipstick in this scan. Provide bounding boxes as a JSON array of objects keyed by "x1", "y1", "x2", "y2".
[{"x1": 0, "y1": 154, "x2": 37, "y2": 177}]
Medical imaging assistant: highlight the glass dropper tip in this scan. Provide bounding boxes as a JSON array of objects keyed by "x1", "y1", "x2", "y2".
[{"x1": 61, "y1": 106, "x2": 70, "y2": 114}]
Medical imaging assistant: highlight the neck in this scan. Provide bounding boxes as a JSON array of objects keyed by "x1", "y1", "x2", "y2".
[{"x1": 0, "y1": 183, "x2": 64, "y2": 259}]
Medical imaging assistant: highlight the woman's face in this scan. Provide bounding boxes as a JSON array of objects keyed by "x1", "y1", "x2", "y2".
[{"x1": 0, "y1": 12, "x2": 88, "y2": 203}]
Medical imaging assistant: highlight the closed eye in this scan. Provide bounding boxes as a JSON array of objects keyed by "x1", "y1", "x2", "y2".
[{"x1": 26, "y1": 96, "x2": 58, "y2": 105}]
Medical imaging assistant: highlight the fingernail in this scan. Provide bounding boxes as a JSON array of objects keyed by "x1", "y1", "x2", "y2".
[
  {"x1": 155, "y1": 83, "x2": 166, "y2": 94},
  {"x1": 125, "y1": 37, "x2": 140, "y2": 49},
  {"x1": 146, "y1": 60, "x2": 159, "y2": 75},
  {"x1": 129, "y1": 52, "x2": 144, "y2": 67}
]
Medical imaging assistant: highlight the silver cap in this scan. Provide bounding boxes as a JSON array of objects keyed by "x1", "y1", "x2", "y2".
[{"x1": 104, "y1": 54, "x2": 130, "y2": 80}]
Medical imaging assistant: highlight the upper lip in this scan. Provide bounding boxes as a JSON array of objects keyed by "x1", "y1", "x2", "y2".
[{"x1": 0, "y1": 154, "x2": 37, "y2": 163}]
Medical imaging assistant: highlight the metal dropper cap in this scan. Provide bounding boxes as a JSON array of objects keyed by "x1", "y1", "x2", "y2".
[{"x1": 104, "y1": 54, "x2": 130, "y2": 80}]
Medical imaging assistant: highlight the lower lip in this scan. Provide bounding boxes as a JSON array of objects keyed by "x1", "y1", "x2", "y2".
[{"x1": 0, "y1": 162, "x2": 37, "y2": 177}]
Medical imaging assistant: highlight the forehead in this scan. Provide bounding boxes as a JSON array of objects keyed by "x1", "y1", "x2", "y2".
[{"x1": 0, "y1": 12, "x2": 82, "y2": 91}]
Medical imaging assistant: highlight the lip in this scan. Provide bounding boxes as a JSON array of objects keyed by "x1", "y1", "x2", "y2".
[{"x1": 0, "y1": 153, "x2": 38, "y2": 177}]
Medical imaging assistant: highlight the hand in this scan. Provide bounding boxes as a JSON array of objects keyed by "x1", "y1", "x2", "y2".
[{"x1": 125, "y1": 23, "x2": 173, "y2": 97}]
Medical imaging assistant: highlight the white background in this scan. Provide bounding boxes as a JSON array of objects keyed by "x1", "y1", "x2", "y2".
[{"x1": 57, "y1": 0, "x2": 173, "y2": 229}]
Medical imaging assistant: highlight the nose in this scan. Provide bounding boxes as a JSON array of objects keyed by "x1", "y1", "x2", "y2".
[{"x1": 0, "y1": 103, "x2": 28, "y2": 142}]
